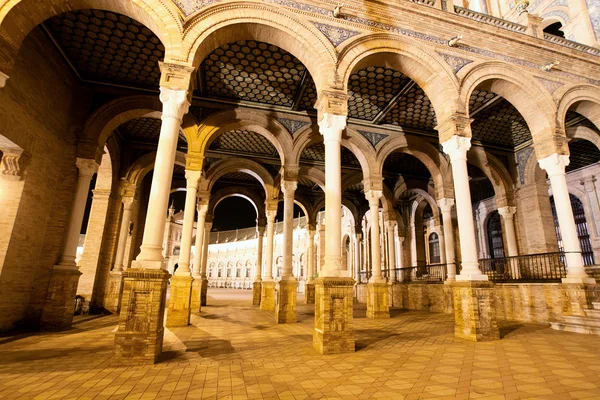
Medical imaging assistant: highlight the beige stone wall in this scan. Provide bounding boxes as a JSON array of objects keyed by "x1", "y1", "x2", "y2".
[{"x1": 0, "y1": 27, "x2": 87, "y2": 331}]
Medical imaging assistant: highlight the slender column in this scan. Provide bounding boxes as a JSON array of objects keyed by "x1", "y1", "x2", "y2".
[
  {"x1": 539, "y1": 153, "x2": 595, "y2": 283},
  {"x1": 410, "y1": 222, "x2": 417, "y2": 267},
  {"x1": 307, "y1": 227, "x2": 316, "y2": 281},
  {"x1": 255, "y1": 225, "x2": 265, "y2": 281},
  {"x1": 354, "y1": 232, "x2": 362, "y2": 281},
  {"x1": 386, "y1": 221, "x2": 397, "y2": 282},
  {"x1": 498, "y1": 206, "x2": 518, "y2": 257},
  {"x1": 319, "y1": 113, "x2": 347, "y2": 276},
  {"x1": 281, "y1": 180, "x2": 297, "y2": 279},
  {"x1": 582, "y1": 177, "x2": 600, "y2": 236},
  {"x1": 264, "y1": 210, "x2": 277, "y2": 280},
  {"x1": 192, "y1": 204, "x2": 209, "y2": 278},
  {"x1": 475, "y1": 210, "x2": 486, "y2": 259},
  {"x1": 200, "y1": 221, "x2": 212, "y2": 279},
  {"x1": 436, "y1": 223, "x2": 447, "y2": 264},
  {"x1": 111, "y1": 197, "x2": 134, "y2": 272},
  {"x1": 397, "y1": 237, "x2": 405, "y2": 281},
  {"x1": 442, "y1": 136, "x2": 487, "y2": 281},
  {"x1": 176, "y1": 170, "x2": 201, "y2": 275},
  {"x1": 133, "y1": 87, "x2": 190, "y2": 269},
  {"x1": 366, "y1": 190, "x2": 383, "y2": 282},
  {"x1": 438, "y1": 198, "x2": 456, "y2": 281}
]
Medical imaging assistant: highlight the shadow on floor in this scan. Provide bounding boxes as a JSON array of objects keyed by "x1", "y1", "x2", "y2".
[{"x1": 354, "y1": 329, "x2": 401, "y2": 350}]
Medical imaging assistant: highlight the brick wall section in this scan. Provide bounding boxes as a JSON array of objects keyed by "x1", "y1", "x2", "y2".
[{"x1": 0, "y1": 27, "x2": 86, "y2": 331}]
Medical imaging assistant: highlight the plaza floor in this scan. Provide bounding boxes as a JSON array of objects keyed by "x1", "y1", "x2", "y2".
[{"x1": 0, "y1": 289, "x2": 600, "y2": 400}]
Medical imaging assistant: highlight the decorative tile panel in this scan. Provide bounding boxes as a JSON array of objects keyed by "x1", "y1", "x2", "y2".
[
  {"x1": 277, "y1": 118, "x2": 311, "y2": 136},
  {"x1": 311, "y1": 22, "x2": 361, "y2": 47},
  {"x1": 438, "y1": 53, "x2": 474, "y2": 73},
  {"x1": 357, "y1": 130, "x2": 388, "y2": 148},
  {"x1": 516, "y1": 147, "x2": 534, "y2": 185},
  {"x1": 172, "y1": 0, "x2": 220, "y2": 16}
]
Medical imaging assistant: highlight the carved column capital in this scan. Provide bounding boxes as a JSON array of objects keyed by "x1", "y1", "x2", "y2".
[
  {"x1": 266, "y1": 209, "x2": 277, "y2": 222},
  {"x1": 185, "y1": 169, "x2": 202, "y2": 189},
  {"x1": 122, "y1": 196, "x2": 135, "y2": 210},
  {"x1": 581, "y1": 176, "x2": 597, "y2": 192},
  {"x1": 76, "y1": 158, "x2": 100, "y2": 178},
  {"x1": 441, "y1": 135, "x2": 471, "y2": 162},
  {"x1": 0, "y1": 71, "x2": 8, "y2": 88},
  {"x1": 281, "y1": 180, "x2": 297, "y2": 197},
  {"x1": 497, "y1": 206, "x2": 517, "y2": 218},
  {"x1": 437, "y1": 197, "x2": 455, "y2": 213},
  {"x1": 365, "y1": 190, "x2": 382, "y2": 207},
  {"x1": 159, "y1": 87, "x2": 190, "y2": 121},
  {"x1": 318, "y1": 113, "x2": 347, "y2": 142},
  {"x1": 0, "y1": 148, "x2": 29, "y2": 181},
  {"x1": 538, "y1": 153, "x2": 569, "y2": 178},
  {"x1": 197, "y1": 203, "x2": 209, "y2": 217}
]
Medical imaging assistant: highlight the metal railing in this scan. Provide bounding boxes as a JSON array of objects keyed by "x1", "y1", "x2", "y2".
[
  {"x1": 397, "y1": 264, "x2": 447, "y2": 283},
  {"x1": 478, "y1": 252, "x2": 566, "y2": 282}
]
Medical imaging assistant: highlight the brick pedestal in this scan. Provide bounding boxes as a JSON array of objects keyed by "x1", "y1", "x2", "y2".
[
  {"x1": 104, "y1": 271, "x2": 124, "y2": 314},
  {"x1": 166, "y1": 275, "x2": 193, "y2": 327},
  {"x1": 113, "y1": 269, "x2": 169, "y2": 365},
  {"x1": 200, "y1": 278, "x2": 208, "y2": 306},
  {"x1": 305, "y1": 282, "x2": 315, "y2": 304},
  {"x1": 40, "y1": 268, "x2": 82, "y2": 330},
  {"x1": 276, "y1": 279, "x2": 298, "y2": 323},
  {"x1": 313, "y1": 277, "x2": 355, "y2": 354},
  {"x1": 191, "y1": 277, "x2": 202, "y2": 313},
  {"x1": 367, "y1": 282, "x2": 390, "y2": 319},
  {"x1": 252, "y1": 281, "x2": 262, "y2": 306},
  {"x1": 451, "y1": 281, "x2": 499, "y2": 341},
  {"x1": 561, "y1": 283, "x2": 598, "y2": 316},
  {"x1": 260, "y1": 280, "x2": 276, "y2": 311}
]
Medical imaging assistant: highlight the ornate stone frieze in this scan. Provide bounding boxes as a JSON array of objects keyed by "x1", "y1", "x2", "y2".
[
  {"x1": 438, "y1": 53, "x2": 474, "y2": 73},
  {"x1": 311, "y1": 22, "x2": 361, "y2": 46},
  {"x1": 357, "y1": 130, "x2": 388, "y2": 148},
  {"x1": 516, "y1": 146, "x2": 534, "y2": 185},
  {"x1": 277, "y1": 118, "x2": 311, "y2": 136}
]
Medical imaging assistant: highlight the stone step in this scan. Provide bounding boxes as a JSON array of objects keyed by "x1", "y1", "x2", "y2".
[
  {"x1": 592, "y1": 302, "x2": 600, "y2": 310},
  {"x1": 564, "y1": 315, "x2": 600, "y2": 327},
  {"x1": 551, "y1": 321, "x2": 600, "y2": 336},
  {"x1": 585, "y1": 308, "x2": 600, "y2": 318}
]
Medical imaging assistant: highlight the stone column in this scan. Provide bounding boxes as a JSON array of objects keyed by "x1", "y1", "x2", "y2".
[
  {"x1": 436, "y1": 222, "x2": 447, "y2": 264},
  {"x1": 305, "y1": 224, "x2": 316, "y2": 304},
  {"x1": 200, "y1": 220, "x2": 212, "y2": 306},
  {"x1": 354, "y1": 232, "x2": 362, "y2": 283},
  {"x1": 539, "y1": 154, "x2": 595, "y2": 284},
  {"x1": 104, "y1": 194, "x2": 135, "y2": 314},
  {"x1": 498, "y1": 206, "x2": 519, "y2": 279},
  {"x1": 397, "y1": 237, "x2": 405, "y2": 282},
  {"x1": 475, "y1": 209, "x2": 486, "y2": 259},
  {"x1": 40, "y1": 158, "x2": 98, "y2": 330},
  {"x1": 441, "y1": 136, "x2": 487, "y2": 281},
  {"x1": 253, "y1": 224, "x2": 265, "y2": 306},
  {"x1": 276, "y1": 180, "x2": 298, "y2": 323},
  {"x1": 191, "y1": 203, "x2": 208, "y2": 314},
  {"x1": 114, "y1": 64, "x2": 193, "y2": 365},
  {"x1": 313, "y1": 108, "x2": 355, "y2": 355},
  {"x1": 386, "y1": 220, "x2": 397, "y2": 282},
  {"x1": 260, "y1": 209, "x2": 277, "y2": 311},
  {"x1": 438, "y1": 198, "x2": 456, "y2": 281},
  {"x1": 581, "y1": 177, "x2": 600, "y2": 237},
  {"x1": 365, "y1": 189, "x2": 389, "y2": 319}
]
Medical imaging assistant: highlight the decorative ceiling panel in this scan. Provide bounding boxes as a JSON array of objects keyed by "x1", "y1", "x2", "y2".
[
  {"x1": 297, "y1": 77, "x2": 317, "y2": 111},
  {"x1": 383, "y1": 85, "x2": 437, "y2": 129},
  {"x1": 201, "y1": 40, "x2": 310, "y2": 108},
  {"x1": 173, "y1": 164, "x2": 186, "y2": 177},
  {"x1": 567, "y1": 139, "x2": 600, "y2": 172},
  {"x1": 382, "y1": 152, "x2": 432, "y2": 179},
  {"x1": 219, "y1": 172, "x2": 262, "y2": 183},
  {"x1": 347, "y1": 67, "x2": 410, "y2": 121},
  {"x1": 46, "y1": 10, "x2": 163, "y2": 87},
  {"x1": 300, "y1": 142, "x2": 361, "y2": 167},
  {"x1": 467, "y1": 164, "x2": 495, "y2": 203},
  {"x1": 209, "y1": 130, "x2": 278, "y2": 157},
  {"x1": 470, "y1": 98, "x2": 532, "y2": 148},
  {"x1": 189, "y1": 106, "x2": 218, "y2": 123},
  {"x1": 344, "y1": 182, "x2": 364, "y2": 193},
  {"x1": 468, "y1": 89, "x2": 497, "y2": 113},
  {"x1": 118, "y1": 117, "x2": 187, "y2": 145},
  {"x1": 298, "y1": 176, "x2": 319, "y2": 188}
]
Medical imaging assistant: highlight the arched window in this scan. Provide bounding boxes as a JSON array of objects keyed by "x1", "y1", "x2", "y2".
[
  {"x1": 227, "y1": 262, "x2": 233, "y2": 278},
  {"x1": 236, "y1": 261, "x2": 242, "y2": 278},
  {"x1": 428, "y1": 233, "x2": 440, "y2": 264},
  {"x1": 218, "y1": 262, "x2": 224, "y2": 278},
  {"x1": 245, "y1": 260, "x2": 252, "y2": 278},
  {"x1": 543, "y1": 22, "x2": 565, "y2": 38},
  {"x1": 551, "y1": 194, "x2": 595, "y2": 265},
  {"x1": 487, "y1": 211, "x2": 505, "y2": 259},
  {"x1": 208, "y1": 262, "x2": 215, "y2": 278},
  {"x1": 276, "y1": 256, "x2": 283, "y2": 277}
]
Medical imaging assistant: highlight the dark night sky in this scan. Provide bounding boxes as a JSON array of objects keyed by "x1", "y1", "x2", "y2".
[{"x1": 213, "y1": 197, "x2": 257, "y2": 231}]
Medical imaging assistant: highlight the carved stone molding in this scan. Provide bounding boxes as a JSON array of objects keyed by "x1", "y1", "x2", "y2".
[{"x1": 0, "y1": 148, "x2": 29, "y2": 181}]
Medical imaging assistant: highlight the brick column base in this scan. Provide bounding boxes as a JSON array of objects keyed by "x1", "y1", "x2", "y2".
[
  {"x1": 276, "y1": 279, "x2": 298, "y2": 323},
  {"x1": 367, "y1": 282, "x2": 390, "y2": 319},
  {"x1": 305, "y1": 282, "x2": 315, "y2": 304},
  {"x1": 260, "y1": 281, "x2": 276, "y2": 311},
  {"x1": 252, "y1": 281, "x2": 262, "y2": 306},
  {"x1": 104, "y1": 271, "x2": 124, "y2": 314},
  {"x1": 166, "y1": 275, "x2": 193, "y2": 327},
  {"x1": 40, "y1": 268, "x2": 82, "y2": 330},
  {"x1": 113, "y1": 269, "x2": 169, "y2": 365},
  {"x1": 191, "y1": 277, "x2": 202, "y2": 313},
  {"x1": 451, "y1": 281, "x2": 499, "y2": 341},
  {"x1": 313, "y1": 277, "x2": 355, "y2": 354},
  {"x1": 561, "y1": 283, "x2": 598, "y2": 316},
  {"x1": 200, "y1": 278, "x2": 208, "y2": 306}
]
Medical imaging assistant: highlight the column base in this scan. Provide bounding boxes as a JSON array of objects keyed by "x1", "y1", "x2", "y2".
[
  {"x1": 562, "y1": 277, "x2": 597, "y2": 284},
  {"x1": 252, "y1": 281, "x2": 262, "y2": 306},
  {"x1": 451, "y1": 281, "x2": 499, "y2": 341},
  {"x1": 40, "y1": 268, "x2": 82, "y2": 330},
  {"x1": 191, "y1": 276, "x2": 202, "y2": 314},
  {"x1": 276, "y1": 279, "x2": 298, "y2": 323},
  {"x1": 201, "y1": 278, "x2": 208, "y2": 306},
  {"x1": 166, "y1": 275, "x2": 194, "y2": 327},
  {"x1": 305, "y1": 282, "x2": 315, "y2": 304},
  {"x1": 113, "y1": 268, "x2": 169, "y2": 365},
  {"x1": 104, "y1": 271, "x2": 124, "y2": 314},
  {"x1": 313, "y1": 277, "x2": 355, "y2": 354},
  {"x1": 260, "y1": 280, "x2": 276, "y2": 311},
  {"x1": 367, "y1": 282, "x2": 390, "y2": 319}
]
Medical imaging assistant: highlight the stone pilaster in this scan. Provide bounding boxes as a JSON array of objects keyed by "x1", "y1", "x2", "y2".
[
  {"x1": 113, "y1": 269, "x2": 170, "y2": 365},
  {"x1": 305, "y1": 283, "x2": 315, "y2": 304},
  {"x1": 260, "y1": 281, "x2": 276, "y2": 311},
  {"x1": 191, "y1": 279, "x2": 202, "y2": 313},
  {"x1": 252, "y1": 281, "x2": 262, "y2": 306},
  {"x1": 104, "y1": 271, "x2": 124, "y2": 314},
  {"x1": 166, "y1": 275, "x2": 194, "y2": 327},
  {"x1": 313, "y1": 277, "x2": 355, "y2": 355},
  {"x1": 200, "y1": 278, "x2": 209, "y2": 307},
  {"x1": 40, "y1": 269, "x2": 82, "y2": 330},
  {"x1": 451, "y1": 281, "x2": 499, "y2": 341},
  {"x1": 276, "y1": 279, "x2": 298, "y2": 323},
  {"x1": 366, "y1": 282, "x2": 390, "y2": 319}
]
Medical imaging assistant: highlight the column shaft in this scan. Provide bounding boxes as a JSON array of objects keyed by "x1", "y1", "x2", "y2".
[
  {"x1": 264, "y1": 211, "x2": 276, "y2": 280},
  {"x1": 386, "y1": 222, "x2": 397, "y2": 281},
  {"x1": 255, "y1": 226, "x2": 265, "y2": 280},
  {"x1": 177, "y1": 170, "x2": 201, "y2": 274},
  {"x1": 281, "y1": 181, "x2": 297, "y2": 279},
  {"x1": 307, "y1": 228, "x2": 316, "y2": 280},
  {"x1": 113, "y1": 197, "x2": 134, "y2": 272},
  {"x1": 192, "y1": 205, "x2": 208, "y2": 277},
  {"x1": 366, "y1": 191, "x2": 383, "y2": 282},
  {"x1": 438, "y1": 199, "x2": 456, "y2": 281}
]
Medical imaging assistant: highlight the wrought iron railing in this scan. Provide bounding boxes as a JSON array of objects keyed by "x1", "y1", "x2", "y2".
[
  {"x1": 478, "y1": 252, "x2": 567, "y2": 282},
  {"x1": 395, "y1": 264, "x2": 447, "y2": 283}
]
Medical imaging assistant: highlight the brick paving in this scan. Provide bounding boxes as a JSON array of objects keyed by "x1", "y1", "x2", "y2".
[{"x1": 0, "y1": 288, "x2": 599, "y2": 399}]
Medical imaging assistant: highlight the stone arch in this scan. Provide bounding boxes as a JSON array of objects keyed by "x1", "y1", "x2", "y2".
[
  {"x1": 298, "y1": 166, "x2": 325, "y2": 191},
  {"x1": 523, "y1": 149, "x2": 547, "y2": 186},
  {"x1": 566, "y1": 125, "x2": 600, "y2": 150},
  {"x1": 403, "y1": 188, "x2": 440, "y2": 221},
  {"x1": 0, "y1": 0, "x2": 182, "y2": 76},
  {"x1": 556, "y1": 84, "x2": 600, "y2": 133},
  {"x1": 459, "y1": 61, "x2": 558, "y2": 151},
  {"x1": 467, "y1": 146, "x2": 515, "y2": 208},
  {"x1": 190, "y1": 109, "x2": 293, "y2": 166},
  {"x1": 291, "y1": 192, "x2": 314, "y2": 225},
  {"x1": 540, "y1": 9, "x2": 570, "y2": 30},
  {"x1": 124, "y1": 150, "x2": 186, "y2": 187},
  {"x1": 337, "y1": 33, "x2": 460, "y2": 123},
  {"x1": 341, "y1": 171, "x2": 362, "y2": 193},
  {"x1": 309, "y1": 197, "x2": 358, "y2": 227},
  {"x1": 201, "y1": 157, "x2": 276, "y2": 200},
  {"x1": 208, "y1": 186, "x2": 264, "y2": 221},
  {"x1": 181, "y1": 1, "x2": 336, "y2": 91}
]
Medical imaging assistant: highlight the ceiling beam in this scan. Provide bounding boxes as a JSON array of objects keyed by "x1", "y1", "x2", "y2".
[
  {"x1": 291, "y1": 69, "x2": 310, "y2": 111},
  {"x1": 371, "y1": 81, "x2": 416, "y2": 125},
  {"x1": 469, "y1": 94, "x2": 502, "y2": 117}
]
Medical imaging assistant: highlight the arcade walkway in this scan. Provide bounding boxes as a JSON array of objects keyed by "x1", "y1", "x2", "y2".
[{"x1": 0, "y1": 289, "x2": 599, "y2": 399}]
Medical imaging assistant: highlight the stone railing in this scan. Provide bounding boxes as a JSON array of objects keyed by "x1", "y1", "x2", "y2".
[
  {"x1": 543, "y1": 33, "x2": 600, "y2": 57},
  {"x1": 408, "y1": 0, "x2": 436, "y2": 6},
  {"x1": 453, "y1": 6, "x2": 527, "y2": 33}
]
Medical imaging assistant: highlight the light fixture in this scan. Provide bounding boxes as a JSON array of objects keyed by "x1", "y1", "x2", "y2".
[
  {"x1": 542, "y1": 60, "x2": 560, "y2": 71},
  {"x1": 448, "y1": 34, "x2": 463, "y2": 47},
  {"x1": 333, "y1": 3, "x2": 344, "y2": 18}
]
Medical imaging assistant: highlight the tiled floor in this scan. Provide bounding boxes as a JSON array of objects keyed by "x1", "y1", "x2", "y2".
[{"x1": 1, "y1": 289, "x2": 600, "y2": 399}]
